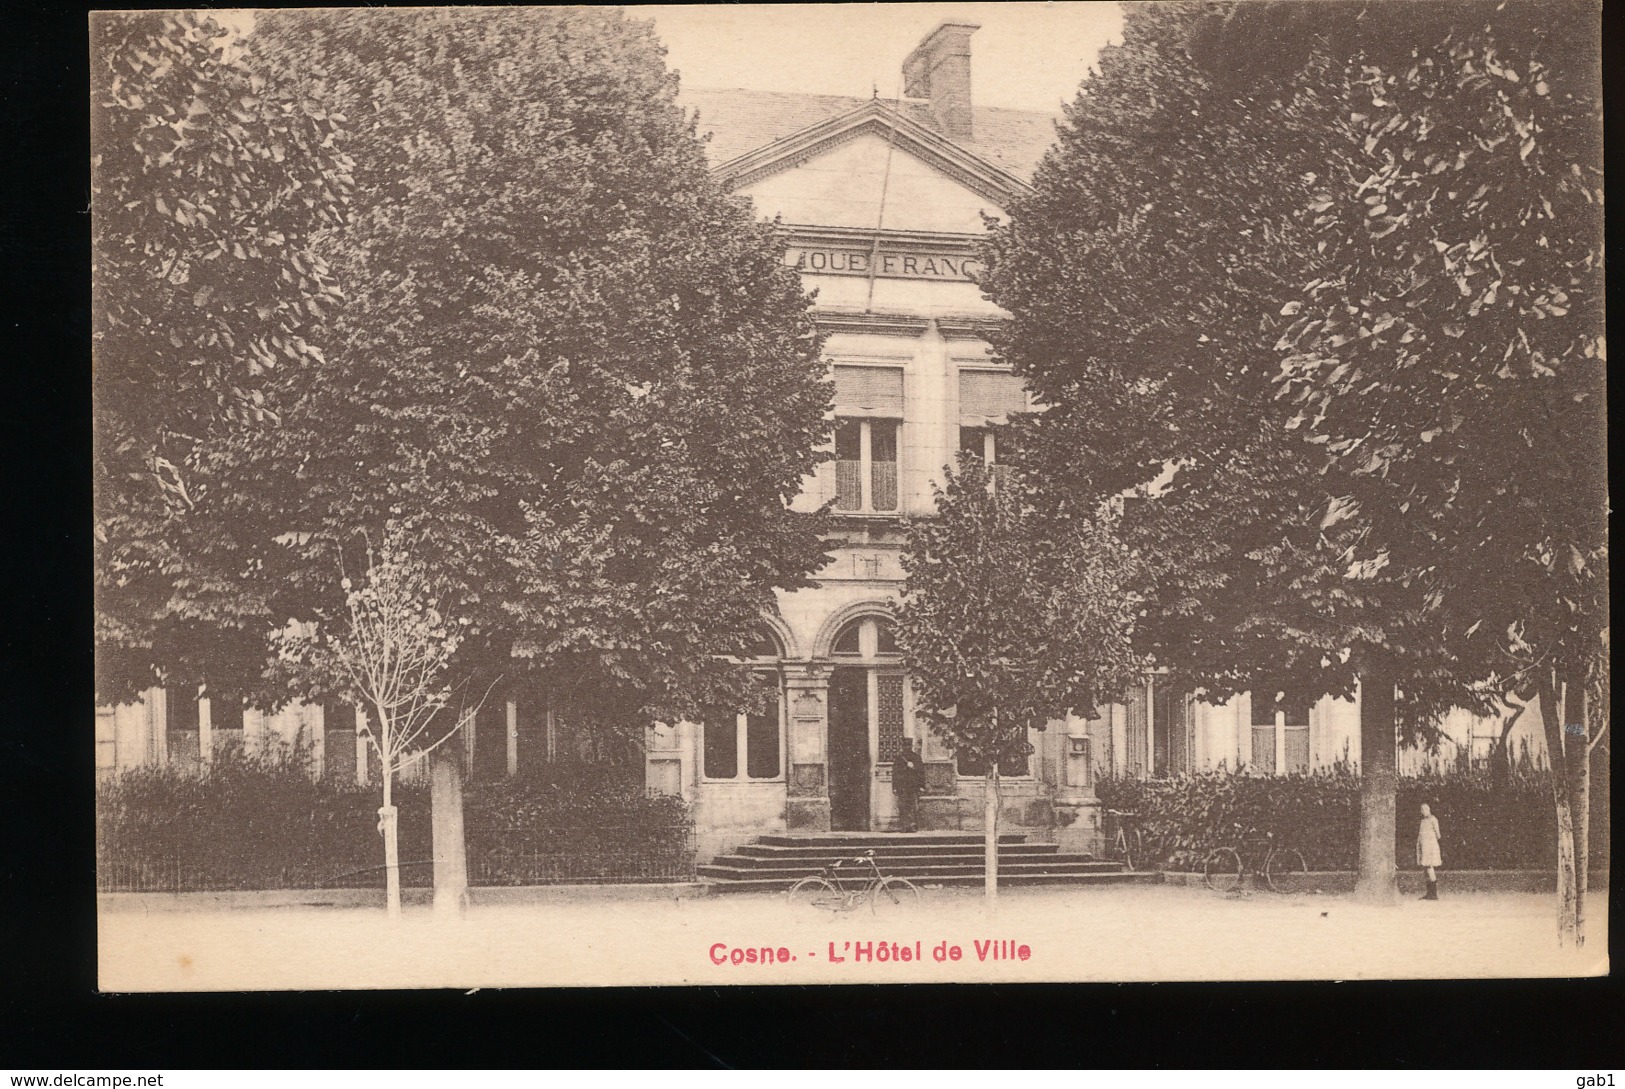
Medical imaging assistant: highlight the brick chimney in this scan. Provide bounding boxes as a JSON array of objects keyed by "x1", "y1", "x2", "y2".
[{"x1": 902, "y1": 22, "x2": 979, "y2": 142}]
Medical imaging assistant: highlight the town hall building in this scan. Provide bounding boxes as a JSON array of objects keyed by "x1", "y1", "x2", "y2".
[{"x1": 96, "y1": 23, "x2": 1545, "y2": 863}]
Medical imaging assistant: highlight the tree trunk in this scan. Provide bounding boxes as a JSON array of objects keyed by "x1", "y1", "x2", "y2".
[
  {"x1": 1537, "y1": 673, "x2": 1579, "y2": 945},
  {"x1": 1353, "y1": 662, "x2": 1397, "y2": 902},
  {"x1": 1490, "y1": 700, "x2": 1526, "y2": 792},
  {"x1": 430, "y1": 745, "x2": 469, "y2": 921},
  {"x1": 380, "y1": 765, "x2": 402, "y2": 918},
  {"x1": 1562, "y1": 671, "x2": 1589, "y2": 946},
  {"x1": 984, "y1": 766, "x2": 1001, "y2": 905}
]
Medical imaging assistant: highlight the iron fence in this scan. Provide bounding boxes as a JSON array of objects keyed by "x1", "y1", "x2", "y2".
[
  {"x1": 98, "y1": 823, "x2": 695, "y2": 892},
  {"x1": 466, "y1": 824, "x2": 697, "y2": 886}
]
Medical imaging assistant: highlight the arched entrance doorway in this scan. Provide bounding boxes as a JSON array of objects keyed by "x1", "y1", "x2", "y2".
[{"x1": 826, "y1": 615, "x2": 906, "y2": 831}]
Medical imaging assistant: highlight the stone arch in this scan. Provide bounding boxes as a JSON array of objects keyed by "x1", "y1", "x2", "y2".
[
  {"x1": 812, "y1": 599, "x2": 898, "y2": 660},
  {"x1": 755, "y1": 612, "x2": 799, "y2": 660}
]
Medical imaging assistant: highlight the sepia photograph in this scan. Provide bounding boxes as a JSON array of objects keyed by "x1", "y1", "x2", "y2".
[{"x1": 90, "y1": 1, "x2": 1607, "y2": 992}]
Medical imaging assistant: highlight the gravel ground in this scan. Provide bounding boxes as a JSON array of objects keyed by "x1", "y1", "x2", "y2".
[{"x1": 98, "y1": 882, "x2": 1607, "y2": 991}]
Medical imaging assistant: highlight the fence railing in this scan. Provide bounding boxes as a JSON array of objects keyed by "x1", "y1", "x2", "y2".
[
  {"x1": 466, "y1": 825, "x2": 697, "y2": 886},
  {"x1": 97, "y1": 822, "x2": 696, "y2": 893}
]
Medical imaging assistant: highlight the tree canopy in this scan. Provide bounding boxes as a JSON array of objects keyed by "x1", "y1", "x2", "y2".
[
  {"x1": 898, "y1": 462, "x2": 1141, "y2": 760},
  {"x1": 896, "y1": 459, "x2": 1140, "y2": 898},
  {"x1": 981, "y1": 3, "x2": 1419, "y2": 717},
  {"x1": 92, "y1": 10, "x2": 354, "y2": 700},
  {"x1": 978, "y1": 0, "x2": 1603, "y2": 910},
  {"x1": 95, "y1": 8, "x2": 834, "y2": 728}
]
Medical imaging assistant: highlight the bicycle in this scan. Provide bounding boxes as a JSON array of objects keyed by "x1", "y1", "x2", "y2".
[
  {"x1": 1104, "y1": 809, "x2": 1144, "y2": 871},
  {"x1": 1202, "y1": 828, "x2": 1310, "y2": 894},
  {"x1": 786, "y1": 849, "x2": 921, "y2": 916}
]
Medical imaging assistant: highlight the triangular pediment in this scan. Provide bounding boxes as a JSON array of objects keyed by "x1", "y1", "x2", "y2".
[{"x1": 711, "y1": 99, "x2": 1031, "y2": 211}]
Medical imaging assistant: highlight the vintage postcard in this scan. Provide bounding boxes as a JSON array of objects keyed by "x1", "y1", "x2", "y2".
[{"x1": 93, "y1": 2, "x2": 1607, "y2": 990}]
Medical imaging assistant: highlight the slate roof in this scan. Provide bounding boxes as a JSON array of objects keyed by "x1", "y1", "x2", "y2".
[{"x1": 679, "y1": 87, "x2": 1060, "y2": 184}]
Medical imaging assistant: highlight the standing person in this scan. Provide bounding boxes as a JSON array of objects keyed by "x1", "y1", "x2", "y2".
[
  {"x1": 1416, "y1": 802, "x2": 1443, "y2": 900},
  {"x1": 892, "y1": 738, "x2": 924, "y2": 833}
]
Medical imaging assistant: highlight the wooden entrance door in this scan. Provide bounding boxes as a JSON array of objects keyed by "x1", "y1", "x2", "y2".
[{"x1": 828, "y1": 667, "x2": 871, "y2": 831}]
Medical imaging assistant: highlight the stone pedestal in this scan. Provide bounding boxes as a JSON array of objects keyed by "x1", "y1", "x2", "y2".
[{"x1": 783, "y1": 664, "x2": 831, "y2": 831}]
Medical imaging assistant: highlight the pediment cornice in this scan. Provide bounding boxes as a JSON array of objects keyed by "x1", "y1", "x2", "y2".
[{"x1": 711, "y1": 100, "x2": 1031, "y2": 207}]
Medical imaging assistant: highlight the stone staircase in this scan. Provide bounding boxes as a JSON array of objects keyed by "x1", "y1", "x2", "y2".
[{"x1": 698, "y1": 831, "x2": 1160, "y2": 892}]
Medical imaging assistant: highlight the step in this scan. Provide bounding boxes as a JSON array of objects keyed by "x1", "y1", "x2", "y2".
[
  {"x1": 699, "y1": 855, "x2": 1118, "y2": 878},
  {"x1": 735, "y1": 842, "x2": 1062, "y2": 859},
  {"x1": 703, "y1": 870, "x2": 1163, "y2": 893},
  {"x1": 753, "y1": 832, "x2": 1028, "y2": 848},
  {"x1": 699, "y1": 864, "x2": 1122, "y2": 884},
  {"x1": 706, "y1": 850, "x2": 1099, "y2": 871}
]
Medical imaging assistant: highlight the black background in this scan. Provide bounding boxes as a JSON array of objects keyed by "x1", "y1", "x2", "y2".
[{"x1": 3, "y1": 0, "x2": 1619, "y2": 1069}]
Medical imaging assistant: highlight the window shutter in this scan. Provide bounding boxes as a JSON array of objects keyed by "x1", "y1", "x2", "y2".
[
  {"x1": 834, "y1": 365, "x2": 904, "y2": 416},
  {"x1": 959, "y1": 370, "x2": 1029, "y2": 424}
]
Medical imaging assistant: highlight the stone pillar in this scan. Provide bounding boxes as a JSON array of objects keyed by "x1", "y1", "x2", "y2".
[
  {"x1": 430, "y1": 745, "x2": 469, "y2": 920},
  {"x1": 783, "y1": 663, "x2": 831, "y2": 831}
]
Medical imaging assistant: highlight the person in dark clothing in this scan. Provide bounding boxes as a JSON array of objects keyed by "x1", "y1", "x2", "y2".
[{"x1": 892, "y1": 738, "x2": 924, "y2": 833}]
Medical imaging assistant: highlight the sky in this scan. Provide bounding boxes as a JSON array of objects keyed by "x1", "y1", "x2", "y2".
[
  {"x1": 644, "y1": 3, "x2": 1123, "y2": 113},
  {"x1": 216, "y1": 5, "x2": 1122, "y2": 116}
]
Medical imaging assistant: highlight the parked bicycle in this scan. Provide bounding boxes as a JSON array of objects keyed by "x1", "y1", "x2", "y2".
[
  {"x1": 1104, "y1": 809, "x2": 1144, "y2": 871},
  {"x1": 787, "y1": 849, "x2": 921, "y2": 916},
  {"x1": 1202, "y1": 827, "x2": 1310, "y2": 894}
]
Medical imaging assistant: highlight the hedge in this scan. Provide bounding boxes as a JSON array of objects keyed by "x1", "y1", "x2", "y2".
[
  {"x1": 465, "y1": 763, "x2": 695, "y2": 884},
  {"x1": 1095, "y1": 763, "x2": 1604, "y2": 872},
  {"x1": 96, "y1": 742, "x2": 692, "y2": 891}
]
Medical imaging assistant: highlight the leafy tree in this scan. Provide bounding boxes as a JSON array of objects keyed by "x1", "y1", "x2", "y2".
[
  {"x1": 92, "y1": 10, "x2": 353, "y2": 703},
  {"x1": 1263, "y1": 0, "x2": 1605, "y2": 941},
  {"x1": 896, "y1": 460, "x2": 1141, "y2": 903},
  {"x1": 982, "y1": 0, "x2": 1603, "y2": 924},
  {"x1": 100, "y1": 9, "x2": 833, "y2": 747},
  {"x1": 980, "y1": 2, "x2": 1444, "y2": 901}
]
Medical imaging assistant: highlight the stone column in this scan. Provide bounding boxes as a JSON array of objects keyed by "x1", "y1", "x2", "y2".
[{"x1": 782, "y1": 663, "x2": 831, "y2": 831}]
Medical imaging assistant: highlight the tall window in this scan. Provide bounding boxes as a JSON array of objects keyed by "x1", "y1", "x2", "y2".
[
  {"x1": 835, "y1": 418, "x2": 899, "y2": 512},
  {"x1": 470, "y1": 698, "x2": 509, "y2": 780},
  {"x1": 323, "y1": 699, "x2": 358, "y2": 783},
  {"x1": 958, "y1": 426, "x2": 1010, "y2": 491},
  {"x1": 959, "y1": 367, "x2": 1026, "y2": 495},
  {"x1": 167, "y1": 687, "x2": 202, "y2": 769},
  {"x1": 833, "y1": 364, "x2": 903, "y2": 514},
  {"x1": 703, "y1": 629, "x2": 784, "y2": 780},
  {"x1": 830, "y1": 616, "x2": 907, "y2": 766},
  {"x1": 1251, "y1": 689, "x2": 1313, "y2": 774},
  {"x1": 959, "y1": 369, "x2": 1028, "y2": 423}
]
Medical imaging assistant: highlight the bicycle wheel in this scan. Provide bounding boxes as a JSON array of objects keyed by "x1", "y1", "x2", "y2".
[
  {"x1": 870, "y1": 876, "x2": 920, "y2": 916},
  {"x1": 787, "y1": 875, "x2": 841, "y2": 913},
  {"x1": 1203, "y1": 848, "x2": 1242, "y2": 893},
  {"x1": 1124, "y1": 828, "x2": 1144, "y2": 872},
  {"x1": 1265, "y1": 848, "x2": 1309, "y2": 894}
]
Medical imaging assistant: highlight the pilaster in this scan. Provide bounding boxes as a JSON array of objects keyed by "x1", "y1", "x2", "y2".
[{"x1": 782, "y1": 662, "x2": 832, "y2": 830}]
